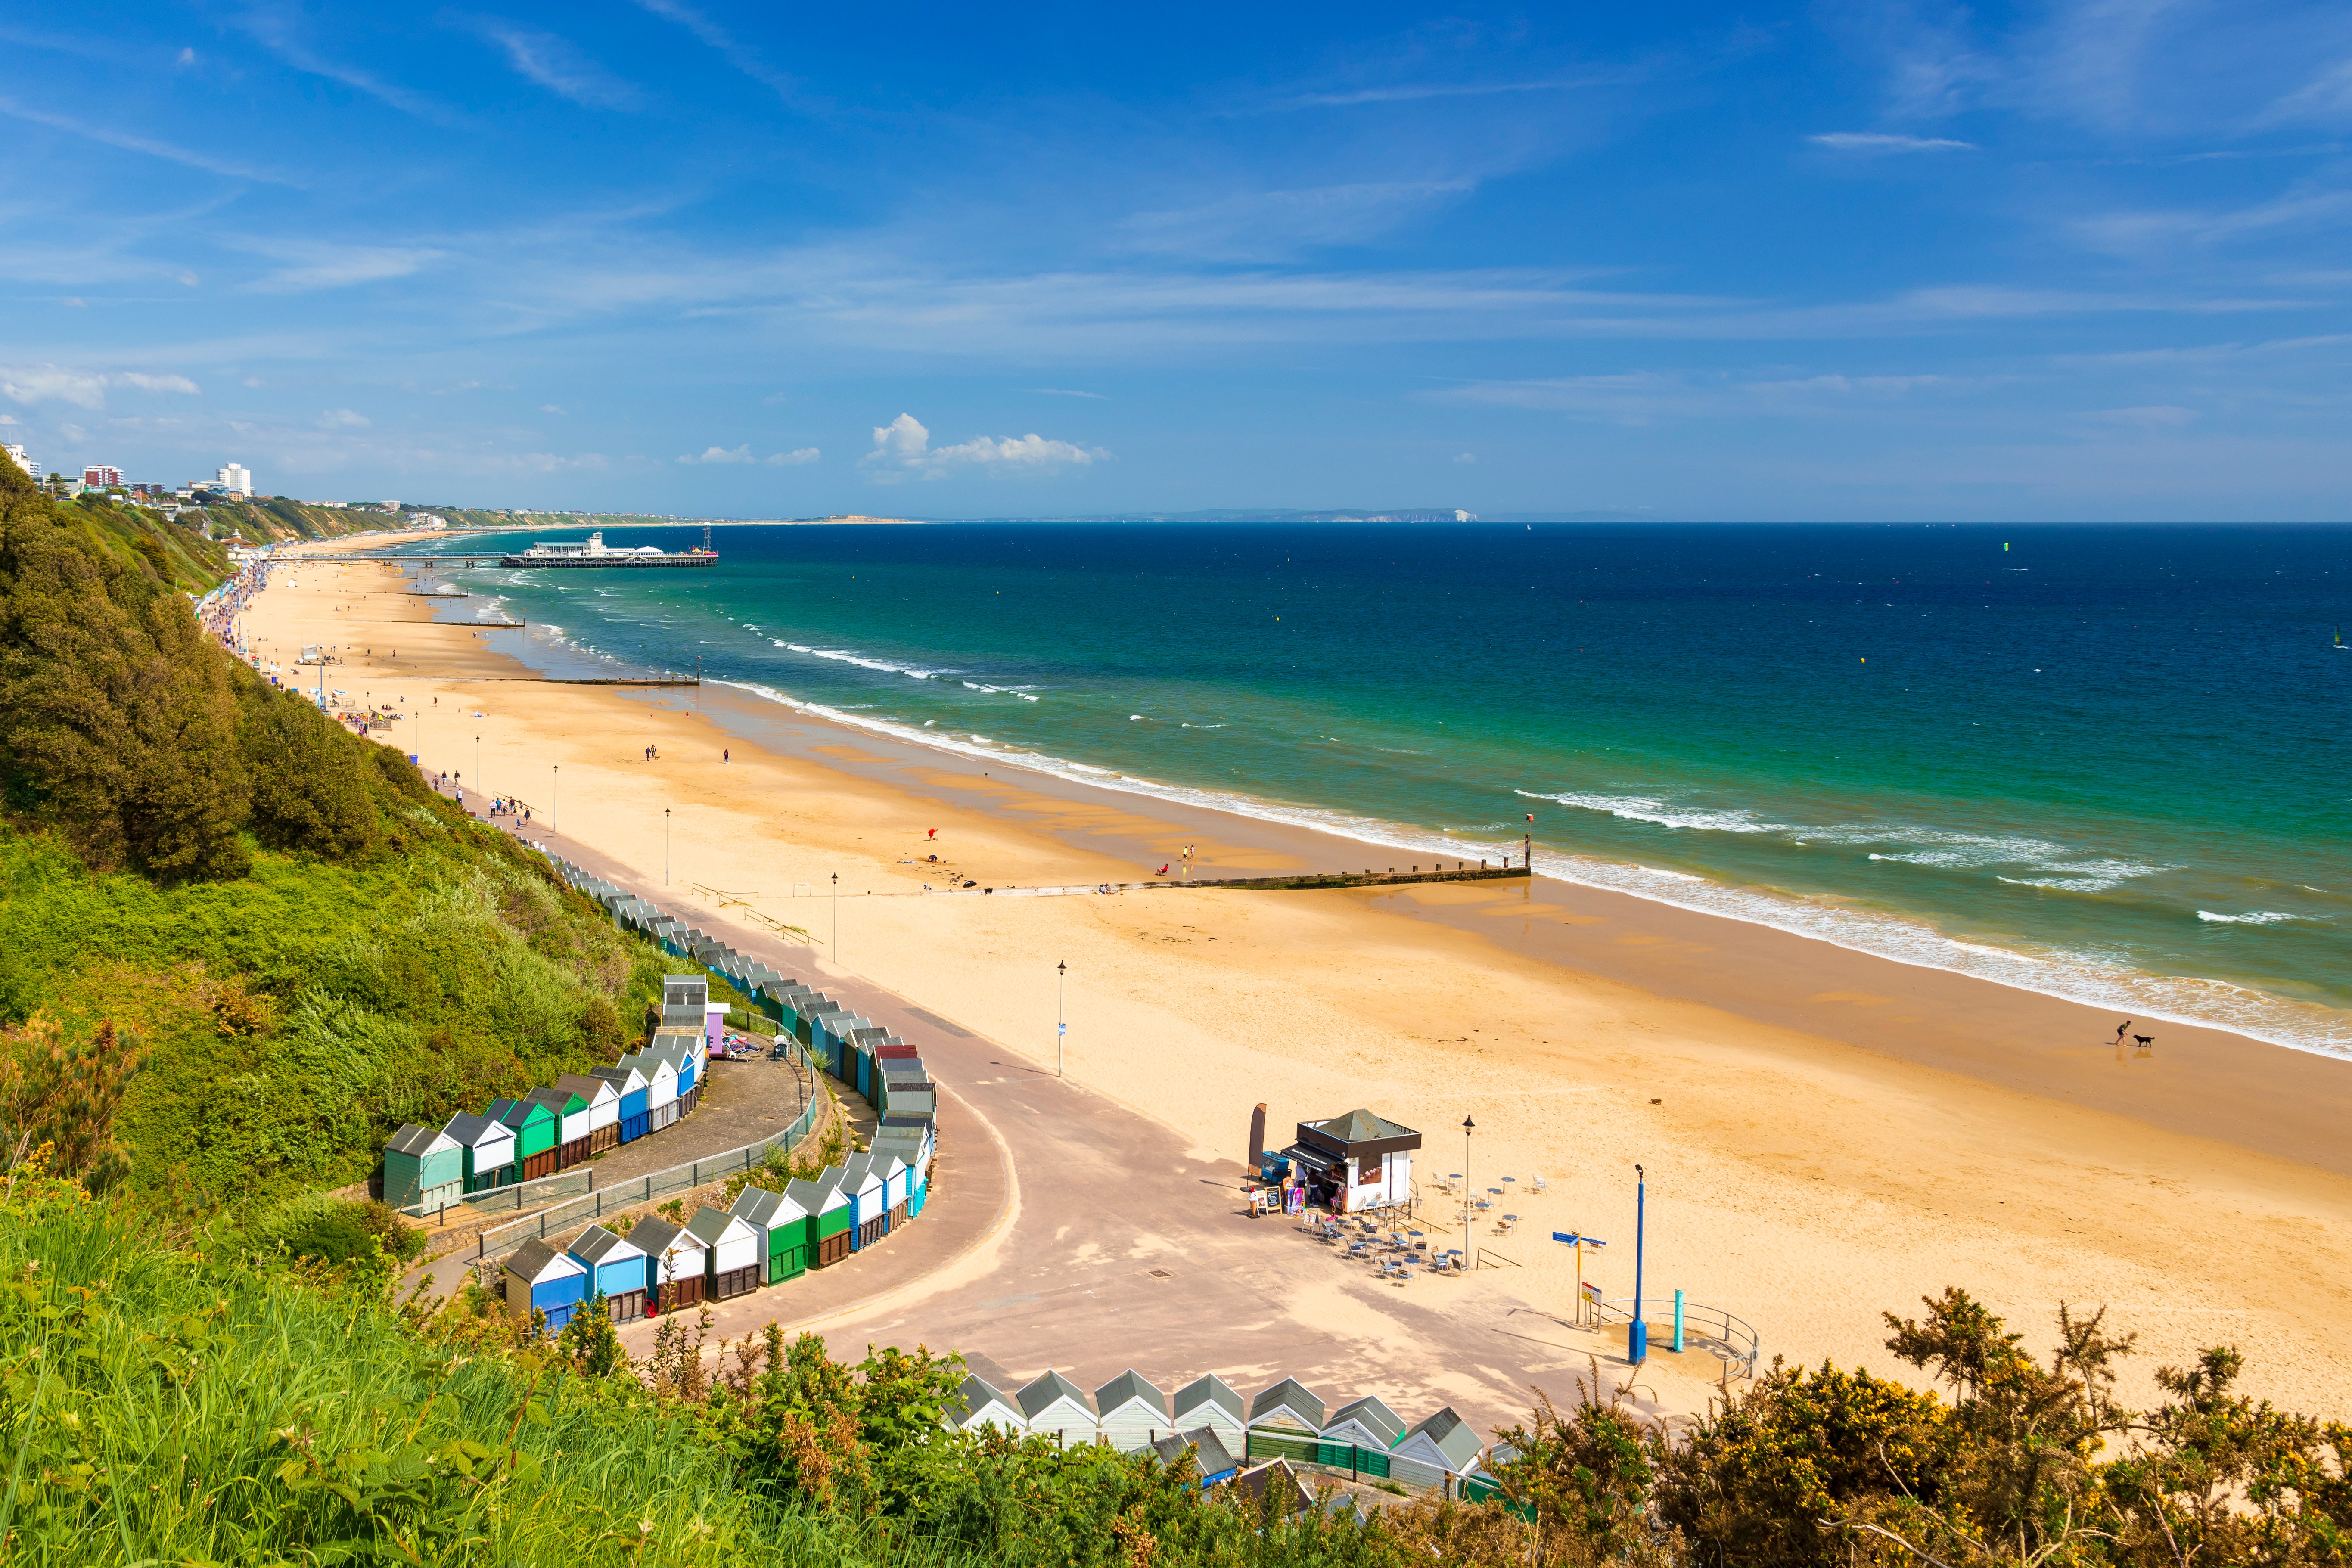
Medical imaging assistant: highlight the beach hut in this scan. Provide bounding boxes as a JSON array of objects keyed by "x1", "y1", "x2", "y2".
[
  {"x1": 1249, "y1": 1378, "x2": 1327, "y2": 1438},
  {"x1": 1229, "y1": 1460, "x2": 1316, "y2": 1518},
  {"x1": 631, "y1": 1217, "x2": 708, "y2": 1311},
  {"x1": 1321, "y1": 1395, "x2": 1406, "y2": 1458},
  {"x1": 663, "y1": 972, "x2": 708, "y2": 1012},
  {"x1": 489, "y1": 1096, "x2": 560, "y2": 1181},
  {"x1": 790, "y1": 1173, "x2": 854, "y2": 1268},
  {"x1": 592, "y1": 1063, "x2": 651, "y2": 1144},
  {"x1": 651, "y1": 1026, "x2": 704, "y2": 1112},
  {"x1": 838, "y1": 1154, "x2": 889, "y2": 1250},
  {"x1": 1389, "y1": 1408, "x2": 1483, "y2": 1492},
  {"x1": 687, "y1": 1206, "x2": 763, "y2": 1300},
  {"x1": 1015, "y1": 1371, "x2": 1099, "y2": 1447},
  {"x1": 442, "y1": 1111, "x2": 516, "y2": 1194},
  {"x1": 878, "y1": 1065, "x2": 930, "y2": 1119},
  {"x1": 500, "y1": 1239, "x2": 590, "y2": 1333},
  {"x1": 553, "y1": 1072, "x2": 621, "y2": 1154},
  {"x1": 885, "y1": 1087, "x2": 937, "y2": 1122},
  {"x1": 1173, "y1": 1374, "x2": 1247, "y2": 1450},
  {"x1": 951, "y1": 1374, "x2": 1026, "y2": 1435},
  {"x1": 1151, "y1": 1428, "x2": 1240, "y2": 1485},
  {"x1": 1286, "y1": 1108, "x2": 1420, "y2": 1215},
  {"x1": 704, "y1": 999, "x2": 730, "y2": 1053},
  {"x1": 870, "y1": 1130, "x2": 928, "y2": 1208},
  {"x1": 626, "y1": 1051, "x2": 680, "y2": 1132},
  {"x1": 527, "y1": 1085, "x2": 593, "y2": 1168},
  {"x1": 383, "y1": 1123, "x2": 463, "y2": 1211},
  {"x1": 730, "y1": 1186, "x2": 812, "y2": 1283},
  {"x1": 566, "y1": 1225, "x2": 651, "y2": 1322},
  {"x1": 1095, "y1": 1371, "x2": 1173, "y2": 1451}
]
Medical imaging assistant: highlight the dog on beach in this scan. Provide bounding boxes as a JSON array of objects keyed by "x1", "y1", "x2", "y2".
[{"x1": 2133, "y1": 1034, "x2": 2154, "y2": 1048}]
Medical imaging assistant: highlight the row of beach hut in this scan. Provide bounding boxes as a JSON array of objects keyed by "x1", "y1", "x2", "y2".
[
  {"x1": 382, "y1": 972, "x2": 715, "y2": 1211},
  {"x1": 484, "y1": 856, "x2": 946, "y2": 1330},
  {"x1": 498, "y1": 1113, "x2": 939, "y2": 1329},
  {"x1": 949, "y1": 1369, "x2": 1489, "y2": 1493}
]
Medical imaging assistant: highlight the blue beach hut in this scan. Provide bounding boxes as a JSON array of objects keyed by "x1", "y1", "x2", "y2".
[
  {"x1": 593, "y1": 1063, "x2": 651, "y2": 1143},
  {"x1": 501, "y1": 1239, "x2": 590, "y2": 1333},
  {"x1": 566, "y1": 1224, "x2": 651, "y2": 1322}
]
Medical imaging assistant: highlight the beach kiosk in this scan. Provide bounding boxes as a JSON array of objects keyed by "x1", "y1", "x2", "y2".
[
  {"x1": 687, "y1": 1206, "x2": 763, "y2": 1300},
  {"x1": 553, "y1": 1072, "x2": 621, "y2": 1154},
  {"x1": 1389, "y1": 1407, "x2": 1484, "y2": 1493},
  {"x1": 488, "y1": 1095, "x2": 559, "y2": 1181},
  {"x1": 790, "y1": 1174, "x2": 854, "y2": 1268},
  {"x1": 441, "y1": 1110, "x2": 516, "y2": 1195},
  {"x1": 383, "y1": 1123, "x2": 463, "y2": 1211},
  {"x1": 624, "y1": 1050, "x2": 680, "y2": 1133},
  {"x1": 566, "y1": 1224, "x2": 651, "y2": 1322},
  {"x1": 1249, "y1": 1378, "x2": 1328, "y2": 1438},
  {"x1": 1095, "y1": 1371, "x2": 1174, "y2": 1452},
  {"x1": 500, "y1": 1239, "x2": 589, "y2": 1334},
  {"x1": 631, "y1": 1217, "x2": 708, "y2": 1311},
  {"x1": 1173, "y1": 1374, "x2": 1247, "y2": 1452},
  {"x1": 1015, "y1": 1371, "x2": 1100, "y2": 1448},
  {"x1": 528, "y1": 1085, "x2": 593, "y2": 1168},
  {"x1": 731, "y1": 1186, "x2": 812, "y2": 1283},
  {"x1": 839, "y1": 1154, "x2": 889, "y2": 1251},
  {"x1": 592, "y1": 1063, "x2": 651, "y2": 1144},
  {"x1": 1283, "y1": 1108, "x2": 1420, "y2": 1214}
]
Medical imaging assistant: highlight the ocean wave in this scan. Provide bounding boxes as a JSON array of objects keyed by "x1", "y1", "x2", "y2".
[
  {"x1": 2197, "y1": 910, "x2": 2305, "y2": 925},
  {"x1": 1523, "y1": 790, "x2": 1793, "y2": 835},
  {"x1": 681, "y1": 673, "x2": 2352, "y2": 1059}
]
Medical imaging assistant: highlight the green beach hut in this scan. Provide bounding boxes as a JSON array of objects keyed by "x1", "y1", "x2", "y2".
[
  {"x1": 792, "y1": 1172, "x2": 854, "y2": 1269},
  {"x1": 383, "y1": 1123, "x2": 463, "y2": 1211},
  {"x1": 731, "y1": 1186, "x2": 813, "y2": 1283},
  {"x1": 488, "y1": 1095, "x2": 560, "y2": 1182}
]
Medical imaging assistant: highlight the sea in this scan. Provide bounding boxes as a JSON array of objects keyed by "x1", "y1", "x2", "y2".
[{"x1": 409, "y1": 521, "x2": 2352, "y2": 1057}]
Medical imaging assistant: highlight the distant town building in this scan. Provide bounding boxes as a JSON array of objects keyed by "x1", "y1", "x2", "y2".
[
  {"x1": 411, "y1": 514, "x2": 448, "y2": 529},
  {"x1": 84, "y1": 465, "x2": 123, "y2": 488},
  {"x1": 380, "y1": 500, "x2": 400, "y2": 512},
  {"x1": 214, "y1": 463, "x2": 253, "y2": 496},
  {"x1": 3, "y1": 444, "x2": 37, "y2": 479}
]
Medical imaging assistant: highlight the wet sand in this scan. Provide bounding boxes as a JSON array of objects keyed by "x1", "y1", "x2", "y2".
[{"x1": 239, "y1": 546, "x2": 2352, "y2": 1418}]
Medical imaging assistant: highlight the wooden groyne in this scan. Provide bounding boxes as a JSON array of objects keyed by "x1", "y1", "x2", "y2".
[{"x1": 1192, "y1": 864, "x2": 1529, "y2": 891}]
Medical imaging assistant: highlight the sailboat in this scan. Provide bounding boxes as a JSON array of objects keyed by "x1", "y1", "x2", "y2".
[{"x1": 2339, "y1": 626, "x2": 2349, "y2": 651}]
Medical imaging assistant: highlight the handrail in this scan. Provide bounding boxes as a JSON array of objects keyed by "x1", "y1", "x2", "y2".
[
  {"x1": 1475, "y1": 1247, "x2": 1520, "y2": 1269},
  {"x1": 1584, "y1": 1295, "x2": 1760, "y2": 1378}
]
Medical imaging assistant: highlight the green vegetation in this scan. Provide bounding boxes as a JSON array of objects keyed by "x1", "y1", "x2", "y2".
[{"x1": 0, "y1": 461, "x2": 668, "y2": 1207}]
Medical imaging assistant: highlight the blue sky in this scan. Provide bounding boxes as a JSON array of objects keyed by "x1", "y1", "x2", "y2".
[{"x1": 3, "y1": 2, "x2": 2349, "y2": 519}]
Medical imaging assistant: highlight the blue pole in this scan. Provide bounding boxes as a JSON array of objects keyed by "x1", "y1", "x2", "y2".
[
  {"x1": 1630, "y1": 1166, "x2": 1647, "y2": 1363},
  {"x1": 1674, "y1": 1289, "x2": 1685, "y2": 1353}
]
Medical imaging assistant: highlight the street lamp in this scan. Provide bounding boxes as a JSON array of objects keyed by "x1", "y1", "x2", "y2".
[
  {"x1": 550, "y1": 763, "x2": 558, "y2": 830},
  {"x1": 1630, "y1": 1164, "x2": 1648, "y2": 1364},
  {"x1": 664, "y1": 806, "x2": 671, "y2": 886},
  {"x1": 1057, "y1": 960, "x2": 1067, "y2": 1077},
  {"x1": 475, "y1": 733, "x2": 482, "y2": 806},
  {"x1": 831, "y1": 872, "x2": 839, "y2": 963},
  {"x1": 1461, "y1": 1115, "x2": 1475, "y2": 1268}
]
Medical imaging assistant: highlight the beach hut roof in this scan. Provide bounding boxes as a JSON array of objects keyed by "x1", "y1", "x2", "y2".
[
  {"x1": 1016, "y1": 1371, "x2": 1094, "y2": 1422},
  {"x1": 949, "y1": 1374, "x2": 1021, "y2": 1428},
  {"x1": 1249, "y1": 1378, "x2": 1327, "y2": 1432},
  {"x1": 1173, "y1": 1373, "x2": 1244, "y2": 1426},
  {"x1": 552, "y1": 1072, "x2": 617, "y2": 1105},
  {"x1": 568, "y1": 1225, "x2": 647, "y2": 1266},
  {"x1": 731, "y1": 1186, "x2": 809, "y2": 1226},
  {"x1": 590, "y1": 1064, "x2": 648, "y2": 1094},
  {"x1": 1228, "y1": 1459, "x2": 1314, "y2": 1517},
  {"x1": 1324, "y1": 1395, "x2": 1406, "y2": 1450},
  {"x1": 504, "y1": 1239, "x2": 587, "y2": 1287},
  {"x1": 527, "y1": 1085, "x2": 588, "y2": 1115},
  {"x1": 385, "y1": 1123, "x2": 457, "y2": 1158},
  {"x1": 627, "y1": 1217, "x2": 700, "y2": 1262},
  {"x1": 1397, "y1": 1407, "x2": 1482, "y2": 1472},
  {"x1": 1096, "y1": 1370, "x2": 1170, "y2": 1419},
  {"x1": 684, "y1": 1207, "x2": 756, "y2": 1248},
  {"x1": 784, "y1": 1175, "x2": 849, "y2": 1214},
  {"x1": 1152, "y1": 1427, "x2": 1237, "y2": 1478},
  {"x1": 440, "y1": 1111, "x2": 510, "y2": 1148}
]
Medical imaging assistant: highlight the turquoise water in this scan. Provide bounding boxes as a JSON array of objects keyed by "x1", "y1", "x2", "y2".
[{"x1": 416, "y1": 522, "x2": 2352, "y2": 1055}]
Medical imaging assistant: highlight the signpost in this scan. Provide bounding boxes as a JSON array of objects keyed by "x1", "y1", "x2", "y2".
[{"x1": 1552, "y1": 1232, "x2": 1607, "y2": 1327}]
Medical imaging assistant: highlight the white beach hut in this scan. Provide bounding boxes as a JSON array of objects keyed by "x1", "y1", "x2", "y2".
[
  {"x1": 1172, "y1": 1374, "x2": 1246, "y2": 1451},
  {"x1": 627, "y1": 1050, "x2": 680, "y2": 1132},
  {"x1": 1015, "y1": 1371, "x2": 1099, "y2": 1447},
  {"x1": 1321, "y1": 1394, "x2": 1406, "y2": 1456},
  {"x1": 1094, "y1": 1370, "x2": 1172, "y2": 1452},
  {"x1": 952, "y1": 1374, "x2": 1026, "y2": 1435},
  {"x1": 553, "y1": 1072, "x2": 621, "y2": 1153},
  {"x1": 1389, "y1": 1407, "x2": 1484, "y2": 1492},
  {"x1": 686, "y1": 1206, "x2": 763, "y2": 1300},
  {"x1": 1248, "y1": 1377, "x2": 1327, "y2": 1438}
]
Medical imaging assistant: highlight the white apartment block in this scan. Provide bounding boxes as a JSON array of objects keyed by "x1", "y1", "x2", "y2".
[
  {"x1": 4, "y1": 444, "x2": 37, "y2": 479},
  {"x1": 215, "y1": 463, "x2": 253, "y2": 495}
]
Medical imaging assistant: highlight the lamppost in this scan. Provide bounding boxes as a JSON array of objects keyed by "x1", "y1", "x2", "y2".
[
  {"x1": 475, "y1": 733, "x2": 482, "y2": 805},
  {"x1": 664, "y1": 806, "x2": 671, "y2": 886},
  {"x1": 831, "y1": 872, "x2": 839, "y2": 964},
  {"x1": 1461, "y1": 1115, "x2": 1475, "y2": 1268},
  {"x1": 550, "y1": 763, "x2": 558, "y2": 830},
  {"x1": 1630, "y1": 1164, "x2": 1648, "y2": 1364},
  {"x1": 1056, "y1": 960, "x2": 1067, "y2": 1077}
]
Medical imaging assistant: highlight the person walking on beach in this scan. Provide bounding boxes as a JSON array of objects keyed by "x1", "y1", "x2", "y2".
[{"x1": 2116, "y1": 1018, "x2": 2133, "y2": 1045}]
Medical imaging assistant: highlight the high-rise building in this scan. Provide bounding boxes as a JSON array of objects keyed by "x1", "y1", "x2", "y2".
[
  {"x1": 3, "y1": 443, "x2": 36, "y2": 479},
  {"x1": 215, "y1": 463, "x2": 253, "y2": 496},
  {"x1": 84, "y1": 465, "x2": 123, "y2": 488}
]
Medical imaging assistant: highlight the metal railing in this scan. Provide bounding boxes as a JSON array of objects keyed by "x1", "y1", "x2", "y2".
[{"x1": 1584, "y1": 1295, "x2": 1760, "y2": 1379}]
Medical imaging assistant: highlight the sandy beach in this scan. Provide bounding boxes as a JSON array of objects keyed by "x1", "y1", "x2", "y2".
[{"x1": 244, "y1": 544, "x2": 2352, "y2": 1419}]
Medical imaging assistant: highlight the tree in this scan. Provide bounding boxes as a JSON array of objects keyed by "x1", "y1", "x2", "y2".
[{"x1": 0, "y1": 1013, "x2": 145, "y2": 1192}]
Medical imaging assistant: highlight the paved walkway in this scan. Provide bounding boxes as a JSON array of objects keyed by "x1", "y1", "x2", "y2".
[{"x1": 505, "y1": 825, "x2": 1728, "y2": 1439}]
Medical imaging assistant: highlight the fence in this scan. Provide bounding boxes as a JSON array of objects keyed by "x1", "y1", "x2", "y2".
[
  {"x1": 1585, "y1": 1294, "x2": 1760, "y2": 1379},
  {"x1": 469, "y1": 1034, "x2": 828, "y2": 1265}
]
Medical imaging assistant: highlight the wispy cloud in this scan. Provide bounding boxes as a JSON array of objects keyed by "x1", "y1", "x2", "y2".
[
  {"x1": 768, "y1": 447, "x2": 819, "y2": 465},
  {"x1": 626, "y1": 0, "x2": 799, "y2": 102},
  {"x1": 242, "y1": 244, "x2": 445, "y2": 294},
  {"x1": 1117, "y1": 180, "x2": 1478, "y2": 261},
  {"x1": 233, "y1": 4, "x2": 463, "y2": 125},
  {"x1": 858, "y1": 413, "x2": 1105, "y2": 483},
  {"x1": 0, "y1": 92, "x2": 294, "y2": 183},
  {"x1": 677, "y1": 444, "x2": 818, "y2": 465},
  {"x1": 0, "y1": 366, "x2": 202, "y2": 409},
  {"x1": 448, "y1": 13, "x2": 642, "y2": 109},
  {"x1": 1032, "y1": 388, "x2": 1108, "y2": 398},
  {"x1": 1809, "y1": 131, "x2": 1976, "y2": 152},
  {"x1": 1272, "y1": 75, "x2": 1625, "y2": 110},
  {"x1": 317, "y1": 408, "x2": 371, "y2": 428}
]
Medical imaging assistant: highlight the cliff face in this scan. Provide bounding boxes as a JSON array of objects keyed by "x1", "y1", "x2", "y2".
[{"x1": 178, "y1": 497, "x2": 517, "y2": 544}]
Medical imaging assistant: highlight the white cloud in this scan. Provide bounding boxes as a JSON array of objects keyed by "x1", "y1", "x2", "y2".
[
  {"x1": 456, "y1": 16, "x2": 642, "y2": 110},
  {"x1": 317, "y1": 407, "x2": 370, "y2": 428},
  {"x1": 767, "y1": 447, "x2": 819, "y2": 465},
  {"x1": 175, "y1": 46, "x2": 195, "y2": 67},
  {"x1": 1454, "y1": 451, "x2": 1477, "y2": 463},
  {"x1": 1118, "y1": 180, "x2": 1477, "y2": 261},
  {"x1": 859, "y1": 413, "x2": 1107, "y2": 482},
  {"x1": 0, "y1": 366, "x2": 201, "y2": 408},
  {"x1": 1032, "y1": 388, "x2": 1107, "y2": 398},
  {"x1": 626, "y1": 0, "x2": 798, "y2": 101},
  {"x1": 541, "y1": 403, "x2": 565, "y2": 413},
  {"x1": 0, "y1": 414, "x2": 18, "y2": 426},
  {"x1": 0, "y1": 91, "x2": 294, "y2": 183},
  {"x1": 680, "y1": 444, "x2": 756, "y2": 464},
  {"x1": 1808, "y1": 132, "x2": 1977, "y2": 153},
  {"x1": 244, "y1": 244, "x2": 442, "y2": 294}
]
